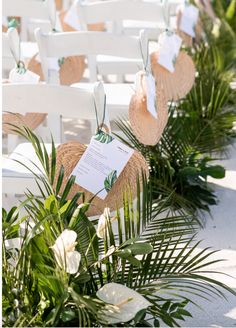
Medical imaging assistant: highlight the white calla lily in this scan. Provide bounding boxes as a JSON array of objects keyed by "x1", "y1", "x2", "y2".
[
  {"x1": 96, "y1": 283, "x2": 151, "y2": 324},
  {"x1": 50, "y1": 229, "x2": 81, "y2": 274},
  {"x1": 97, "y1": 207, "x2": 110, "y2": 238},
  {"x1": 5, "y1": 237, "x2": 23, "y2": 250},
  {"x1": 97, "y1": 208, "x2": 117, "y2": 238}
]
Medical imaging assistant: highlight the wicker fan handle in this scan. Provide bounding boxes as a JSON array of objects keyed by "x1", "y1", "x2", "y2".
[
  {"x1": 135, "y1": 71, "x2": 147, "y2": 99},
  {"x1": 98, "y1": 123, "x2": 110, "y2": 134}
]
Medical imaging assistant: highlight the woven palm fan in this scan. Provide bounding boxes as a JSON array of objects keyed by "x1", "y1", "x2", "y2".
[
  {"x1": 3, "y1": 112, "x2": 47, "y2": 134},
  {"x1": 28, "y1": 54, "x2": 86, "y2": 85},
  {"x1": 54, "y1": 140, "x2": 149, "y2": 216},
  {"x1": 129, "y1": 71, "x2": 168, "y2": 146},
  {"x1": 176, "y1": 10, "x2": 202, "y2": 47},
  {"x1": 151, "y1": 51, "x2": 196, "y2": 101},
  {"x1": 28, "y1": 10, "x2": 86, "y2": 85},
  {"x1": 2, "y1": 25, "x2": 8, "y2": 32},
  {"x1": 55, "y1": 0, "x2": 62, "y2": 11}
]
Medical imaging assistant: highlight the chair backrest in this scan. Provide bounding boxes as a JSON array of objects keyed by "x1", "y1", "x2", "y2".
[
  {"x1": 76, "y1": 0, "x2": 168, "y2": 31},
  {"x1": 3, "y1": 0, "x2": 53, "y2": 19},
  {"x1": 2, "y1": 82, "x2": 108, "y2": 121},
  {"x1": 35, "y1": 28, "x2": 148, "y2": 83},
  {"x1": 2, "y1": 0, "x2": 57, "y2": 41}
]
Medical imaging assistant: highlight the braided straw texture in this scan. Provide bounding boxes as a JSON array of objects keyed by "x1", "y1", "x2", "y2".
[
  {"x1": 151, "y1": 51, "x2": 196, "y2": 101},
  {"x1": 28, "y1": 54, "x2": 86, "y2": 85},
  {"x1": 54, "y1": 141, "x2": 149, "y2": 216},
  {"x1": 129, "y1": 72, "x2": 168, "y2": 146},
  {"x1": 2, "y1": 25, "x2": 8, "y2": 32},
  {"x1": 3, "y1": 112, "x2": 47, "y2": 134},
  {"x1": 55, "y1": 0, "x2": 63, "y2": 11}
]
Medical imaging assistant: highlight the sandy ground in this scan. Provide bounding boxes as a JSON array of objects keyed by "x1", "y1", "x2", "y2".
[{"x1": 181, "y1": 144, "x2": 236, "y2": 327}]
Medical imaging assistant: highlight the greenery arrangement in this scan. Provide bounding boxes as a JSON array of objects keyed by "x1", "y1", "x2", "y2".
[
  {"x1": 116, "y1": 1, "x2": 236, "y2": 221},
  {"x1": 2, "y1": 127, "x2": 236, "y2": 327},
  {"x1": 2, "y1": 1, "x2": 236, "y2": 327}
]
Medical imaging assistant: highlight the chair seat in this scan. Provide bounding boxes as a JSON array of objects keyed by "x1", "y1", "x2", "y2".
[
  {"x1": 2, "y1": 142, "x2": 54, "y2": 194},
  {"x1": 71, "y1": 82, "x2": 135, "y2": 117}
]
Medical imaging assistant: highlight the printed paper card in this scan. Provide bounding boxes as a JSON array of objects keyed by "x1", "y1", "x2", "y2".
[
  {"x1": 64, "y1": 3, "x2": 80, "y2": 30},
  {"x1": 9, "y1": 67, "x2": 40, "y2": 83},
  {"x1": 71, "y1": 132, "x2": 134, "y2": 200},
  {"x1": 179, "y1": 4, "x2": 199, "y2": 37},
  {"x1": 145, "y1": 73, "x2": 157, "y2": 119},
  {"x1": 157, "y1": 31, "x2": 182, "y2": 73}
]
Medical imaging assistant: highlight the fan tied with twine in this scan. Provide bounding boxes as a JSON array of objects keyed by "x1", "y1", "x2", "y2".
[
  {"x1": 129, "y1": 71, "x2": 168, "y2": 146},
  {"x1": 176, "y1": 10, "x2": 202, "y2": 47},
  {"x1": 3, "y1": 112, "x2": 47, "y2": 134},
  {"x1": 151, "y1": 51, "x2": 196, "y2": 101},
  {"x1": 28, "y1": 54, "x2": 86, "y2": 85},
  {"x1": 28, "y1": 10, "x2": 90, "y2": 85},
  {"x1": 53, "y1": 141, "x2": 149, "y2": 216}
]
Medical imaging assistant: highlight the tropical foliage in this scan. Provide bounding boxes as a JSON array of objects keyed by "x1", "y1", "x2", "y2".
[
  {"x1": 116, "y1": 1, "x2": 236, "y2": 220},
  {"x1": 116, "y1": 112, "x2": 225, "y2": 221},
  {"x1": 3, "y1": 2, "x2": 236, "y2": 327},
  {"x1": 2, "y1": 126, "x2": 235, "y2": 327}
]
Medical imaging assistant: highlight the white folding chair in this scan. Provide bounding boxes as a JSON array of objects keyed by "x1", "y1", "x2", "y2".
[
  {"x1": 76, "y1": 0, "x2": 168, "y2": 36},
  {"x1": 2, "y1": 0, "x2": 59, "y2": 41},
  {"x1": 34, "y1": 28, "x2": 148, "y2": 114},
  {"x1": 2, "y1": 82, "x2": 106, "y2": 198},
  {"x1": 67, "y1": 0, "x2": 167, "y2": 81},
  {"x1": 2, "y1": 0, "x2": 61, "y2": 82},
  {"x1": 2, "y1": 28, "x2": 39, "y2": 79}
]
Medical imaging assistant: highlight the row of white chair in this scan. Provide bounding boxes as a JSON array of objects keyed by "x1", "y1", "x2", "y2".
[
  {"x1": 2, "y1": 0, "x2": 185, "y2": 205},
  {"x1": 2, "y1": 0, "x2": 184, "y2": 78}
]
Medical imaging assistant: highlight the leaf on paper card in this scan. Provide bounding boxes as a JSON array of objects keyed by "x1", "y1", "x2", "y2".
[
  {"x1": 94, "y1": 131, "x2": 114, "y2": 144},
  {"x1": 58, "y1": 57, "x2": 65, "y2": 67},
  {"x1": 104, "y1": 170, "x2": 117, "y2": 192}
]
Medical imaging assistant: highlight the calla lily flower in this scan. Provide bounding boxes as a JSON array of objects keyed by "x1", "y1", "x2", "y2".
[
  {"x1": 96, "y1": 283, "x2": 151, "y2": 324},
  {"x1": 97, "y1": 208, "x2": 117, "y2": 238},
  {"x1": 97, "y1": 207, "x2": 110, "y2": 238},
  {"x1": 50, "y1": 229, "x2": 81, "y2": 274}
]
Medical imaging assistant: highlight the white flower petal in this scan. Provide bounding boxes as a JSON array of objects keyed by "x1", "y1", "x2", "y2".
[
  {"x1": 97, "y1": 283, "x2": 151, "y2": 324},
  {"x1": 97, "y1": 214, "x2": 106, "y2": 238},
  {"x1": 97, "y1": 208, "x2": 111, "y2": 238},
  {"x1": 5, "y1": 238, "x2": 22, "y2": 250},
  {"x1": 51, "y1": 229, "x2": 81, "y2": 274},
  {"x1": 54, "y1": 229, "x2": 77, "y2": 251},
  {"x1": 51, "y1": 246, "x2": 66, "y2": 270},
  {"x1": 65, "y1": 251, "x2": 81, "y2": 274},
  {"x1": 104, "y1": 207, "x2": 110, "y2": 217}
]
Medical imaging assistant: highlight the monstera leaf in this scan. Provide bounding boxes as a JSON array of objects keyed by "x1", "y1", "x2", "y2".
[
  {"x1": 94, "y1": 131, "x2": 114, "y2": 144},
  {"x1": 104, "y1": 170, "x2": 117, "y2": 192}
]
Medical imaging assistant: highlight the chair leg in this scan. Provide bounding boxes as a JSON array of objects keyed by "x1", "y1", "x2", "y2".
[{"x1": 46, "y1": 114, "x2": 62, "y2": 143}]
